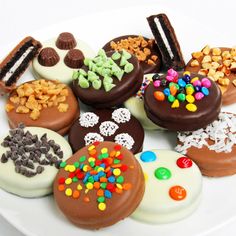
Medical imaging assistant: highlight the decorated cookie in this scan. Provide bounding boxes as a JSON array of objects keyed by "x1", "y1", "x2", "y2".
[
  {"x1": 68, "y1": 108, "x2": 144, "y2": 154},
  {"x1": 53, "y1": 141, "x2": 145, "y2": 229},
  {"x1": 0, "y1": 36, "x2": 42, "y2": 93},
  {"x1": 176, "y1": 112, "x2": 236, "y2": 177},
  {"x1": 144, "y1": 69, "x2": 222, "y2": 131},
  {"x1": 0, "y1": 125, "x2": 72, "y2": 197},
  {"x1": 147, "y1": 13, "x2": 185, "y2": 71},
  {"x1": 185, "y1": 46, "x2": 236, "y2": 105},
  {"x1": 124, "y1": 74, "x2": 162, "y2": 130},
  {"x1": 72, "y1": 49, "x2": 143, "y2": 108},
  {"x1": 102, "y1": 35, "x2": 161, "y2": 74},
  {"x1": 5, "y1": 79, "x2": 79, "y2": 135},
  {"x1": 32, "y1": 32, "x2": 95, "y2": 84},
  {"x1": 132, "y1": 150, "x2": 202, "y2": 224}
]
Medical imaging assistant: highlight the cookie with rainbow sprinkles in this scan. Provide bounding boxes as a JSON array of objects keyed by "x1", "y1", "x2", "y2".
[
  {"x1": 144, "y1": 69, "x2": 222, "y2": 131},
  {"x1": 53, "y1": 141, "x2": 145, "y2": 229}
]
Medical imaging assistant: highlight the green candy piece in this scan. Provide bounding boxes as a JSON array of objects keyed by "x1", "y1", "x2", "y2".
[
  {"x1": 98, "y1": 154, "x2": 103, "y2": 160},
  {"x1": 96, "y1": 60, "x2": 104, "y2": 67},
  {"x1": 169, "y1": 82, "x2": 179, "y2": 90},
  {"x1": 101, "y1": 68, "x2": 111, "y2": 77},
  {"x1": 98, "y1": 49, "x2": 107, "y2": 57},
  {"x1": 113, "y1": 159, "x2": 120, "y2": 164},
  {"x1": 114, "y1": 70, "x2": 124, "y2": 81},
  {"x1": 72, "y1": 71, "x2": 79, "y2": 80},
  {"x1": 104, "y1": 82, "x2": 116, "y2": 92},
  {"x1": 124, "y1": 63, "x2": 134, "y2": 73},
  {"x1": 88, "y1": 71, "x2": 98, "y2": 82},
  {"x1": 103, "y1": 75, "x2": 113, "y2": 84},
  {"x1": 78, "y1": 68, "x2": 87, "y2": 76},
  {"x1": 122, "y1": 49, "x2": 132, "y2": 59},
  {"x1": 88, "y1": 176, "x2": 94, "y2": 183},
  {"x1": 100, "y1": 183, "x2": 107, "y2": 189},
  {"x1": 116, "y1": 175, "x2": 124, "y2": 184},
  {"x1": 168, "y1": 94, "x2": 175, "y2": 103},
  {"x1": 72, "y1": 177, "x2": 78, "y2": 182},
  {"x1": 97, "y1": 196, "x2": 105, "y2": 203},
  {"x1": 96, "y1": 67, "x2": 103, "y2": 75},
  {"x1": 84, "y1": 58, "x2": 91, "y2": 66},
  {"x1": 177, "y1": 93, "x2": 186, "y2": 102},
  {"x1": 78, "y1": 76, "x2": 89, "y2": 89},
  {"x1": 79, "y1": 156, "x2": 86, "y2": 162},
  {"x1": 74, "y1": 162, "x2": 80, "y2": 168},
  {"x1": 60, "y1": 161, "x2": 67, "y2": 168},
  {"x1": 93, "y1": 56, "x2": 102, "y2": 63},
  {"x1": 120, "y1": 56, "x2": 128, "y2": 67},
  {"x1": 89, "y1": 161, "x2": 95, "y2": 167},
  {"x1": 185, "y1": 84, "x2": 194, "y2": 89},
  {"x1": 92, "y1": 80, "x2": 102, "y2": 90},
  {"x1": 154, "y1": 167, "x2": 171, "y2": 180},
  {"x1": 112, "y1": 51, "x2": 121, "y2": 60},
  {"x1": 108, "y1": 58, "x2": 116, "y2": 65},
  {"x1": 88, "y1": 61, "x2": 95, "y2": 71},
  {"x1": 102, "y1": 153, "x2": 109, "y2": 158},
  {"x1": 102, "y1": 61, "x2": 113, "y2": 68}
]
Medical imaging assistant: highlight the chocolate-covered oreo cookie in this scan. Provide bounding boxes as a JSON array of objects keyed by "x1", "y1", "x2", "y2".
[
  {"x1": 176, "y1": 112, "x2": 236, "y2": 177},
  {"x1": 38, "y1": 47, "x2": 60, "y2": 66},
  {"x1": 68, "y1": 108, "x2": 144, "y2": 154},
  {"x1": 56, "y1": 32, "x2": 77, "y2": 50},
  {"x1": 144, "y1": 69, "x2": 222, "y2": 131},
  {"x1": 64, "y1": 49, "x2": 84, "y2": 68},
  {"x1": 102, "y1": 35, "x2": 161, "y2": 74},
  {"x1": 72, "y1": 49, "x2": 143, "y2": 108}
]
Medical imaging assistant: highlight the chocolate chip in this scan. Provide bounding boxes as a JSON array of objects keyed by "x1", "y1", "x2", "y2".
[
  {"x1": 27, "y1": 161, "x2": 35, "y2": 169},
  {"x1": 53, "y1": 144, "x2": 60, "y2": 152},
  {"x1": 48, "y1": 140, "x2": 55, "y2": 147},
  {"x1": 18, "y1": 123, "x2": 25, "y2": 129},
  {"x1": 36, "y1": 166, "x2": 44, "y2": 174},
  {"x1": 40, "y1": 146, "x2": 48, "y2": 154},
  {"x1": 56, "y1": 150, "x2": 63, "y2": 159},
  {"x1": 1, "y1": 154, "x2": 8, "y2": 163}
]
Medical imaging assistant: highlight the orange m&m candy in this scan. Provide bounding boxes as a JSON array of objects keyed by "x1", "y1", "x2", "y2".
[
  {"x1": 154, "y1": 91, "x2": 165, "y2": 101},
  {"x1": 169, "y1": 185, "x2": 187, "y2": 201}
]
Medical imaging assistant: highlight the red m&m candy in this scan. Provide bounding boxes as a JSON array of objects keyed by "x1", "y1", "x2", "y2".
[{"x1": 176, "y1": 157, "x2": 192, "y2": 168}]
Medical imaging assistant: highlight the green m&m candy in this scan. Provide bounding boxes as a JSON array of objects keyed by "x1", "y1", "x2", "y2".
[{"x1": 154, "y1": 167, "x2": 171, "y2": 180}]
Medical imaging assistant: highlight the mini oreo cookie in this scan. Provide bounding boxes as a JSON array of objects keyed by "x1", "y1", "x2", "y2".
[
  {"x1": 64, "y1": 49, "x2": 84, "y2": 68},
  {"x1": 0, "y1": 126, "x2": 72, "y2": 197},
  {"x1": 68, "y1": 108, "x2": 144, "y2": 154},
  {"x1": 56, "y1": 32, "x2": 77, "y2": 50},
  {"x1": 53, "y1": 141, "x2": 145, "y2": 229},
  {"x1": 38, "y1": 47, "x2": 60, "y2": 66}
]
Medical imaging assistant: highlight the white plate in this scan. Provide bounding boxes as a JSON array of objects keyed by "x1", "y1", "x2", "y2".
[{"x1": 1, "y1": 4, "x2": 236, "y2": 236}]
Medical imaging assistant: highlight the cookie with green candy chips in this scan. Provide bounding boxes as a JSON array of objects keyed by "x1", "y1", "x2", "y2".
[{"x1": 71, "y1": 49, "x2": 144, "y2": 108}]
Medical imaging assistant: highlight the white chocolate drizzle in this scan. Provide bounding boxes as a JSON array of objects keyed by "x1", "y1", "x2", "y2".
[
  {"x1": 114, "y1": 133, "x2": 134, "y2": 150},
  {"x1": 112, "y1": 108, "x2": 131, "y2": 123},
  {"x1": 99, "y1": 121, "x2": 119, "y2": 136},
  {"x1": 84, "y1": 133, "x2": 104, "y2": 145},
  {"x1": 175, "y1": 113, "x2": 236, "y2": 154},
  {"x1": 79, "y1": 112, "x2": 99, "y2": 127}
]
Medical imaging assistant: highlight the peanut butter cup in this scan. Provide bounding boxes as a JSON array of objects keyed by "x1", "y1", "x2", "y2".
[
  {"x1": 38, "y1": 47, "x2": 60, "y2": 66},
  {"x1": 64, "y1": 49, "x2": 84, "y2": 68},
  {"x1": 56, "y1": 32, "x2": 77, "y2": 50}
]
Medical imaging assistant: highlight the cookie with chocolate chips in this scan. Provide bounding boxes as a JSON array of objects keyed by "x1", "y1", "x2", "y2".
[{"x1": 0, "y1": 125, "x2": 72, "y2": 197}]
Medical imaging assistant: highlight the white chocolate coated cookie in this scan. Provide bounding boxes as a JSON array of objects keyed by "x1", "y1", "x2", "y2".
[
  {"x1": 32, "y1": 38, "x2": 95, "y2": 84},
  {"x1": 132, "y1": 150, "x2": 202, "y2": 223},
  {"x1": 0, "y1": 127, "x2": 72, "y2": 198},
  {"x1": 124, "y1": 74, "x2": 162, "y2": 130}
]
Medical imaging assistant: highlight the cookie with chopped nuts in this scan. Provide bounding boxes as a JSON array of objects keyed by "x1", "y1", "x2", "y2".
[
  {"x1": 0, "y1": 126, "x2": 72, "y2": 197},
  {"x1": 5, "y1": 79, "x2": 79, "y2": 135},
  {"x1": 102, "y1": 35, "x2": 162, "y2": 74},
  {"x1": 186, "y1": 46, "x2": 236, "y2": 105}
]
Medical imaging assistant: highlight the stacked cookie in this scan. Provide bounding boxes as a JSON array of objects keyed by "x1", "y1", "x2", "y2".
[{"x1": 0, "y1": 12, "x2": 235, "y2": 231}]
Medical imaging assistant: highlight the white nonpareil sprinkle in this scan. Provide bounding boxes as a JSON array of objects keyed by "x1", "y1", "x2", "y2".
[
  {"x1": 175, "y1": 113, "x2": 236, "y2": 154},
  {"x1": 114, "y1": 133, "x2": 134, "y2": 150},
  {"x1": 99, "y1": 121, "x2": 119, "y2": 136},
  {"x1": 79, "y1": 112, "x2": 99, "y2": 128},
  {"x1": 84, "y1": 133, "x2": 104, "y2": 145},
  {"x1": 112, "y1": 108, "x2": 131, "y2": 123}
]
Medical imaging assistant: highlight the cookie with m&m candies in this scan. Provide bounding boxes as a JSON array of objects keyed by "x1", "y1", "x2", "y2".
[
  {"x1": 131, "y1": 150, "x2": 202, "y2": 224},
  {"x1": 144, "y1": 69, "x2": 222, "y2": 131},
  {"x1": 53, "y1": 141, "x2": 145, "y2": 229}
]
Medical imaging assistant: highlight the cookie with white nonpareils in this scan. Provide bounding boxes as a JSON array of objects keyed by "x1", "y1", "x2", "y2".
[
  {"x1": 68, "y1": 108, "x2": 144, "y2": 154},
  {"x1": 0, "y1": 125, "x2": 72, "y2": 197},
  {"x1": 176, "y1": 112, "x2": 236, "y2": 177},
  {"x1": 132, "y1": 150, "x2": 202, "y2": 224},
  {"x1": 32, "y1": 32, "x2": 95, "y2": 84}
]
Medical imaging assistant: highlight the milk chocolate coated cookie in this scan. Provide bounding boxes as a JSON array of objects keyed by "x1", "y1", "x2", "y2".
[
  {"x1": 32, "y1": 32, "x2": 95, "y2": 84},
  {"x1": 102, "y1": 35, "x2": 161, "y2": 74},
  {"x1": 53, "y1": 141, "x2": 145, "y2": 229},
  {"x1": 176, "y1": 112, "x2": 236, "y2": 177},
  {"x1": 72, "y1": 49, "x2": 143, "y2": 108},
  {"x1": 0, "y1": 36, "x2": 42, "y2": 93},
  {"x1": 68, "y1": 108, "x2": 144, "y2": 154},
  {"x1": 144, "y1": 69, "x2": 221, "y2": 131},
  {"x1": 147, "y1": 13, "x2": 185, "y2": 71},
  {"x1": 5, "y1": 79, "x2": 79, "y2": 135},
  {"x1": 185, "y1": 46, "x2": 236, "y2": 105}
]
